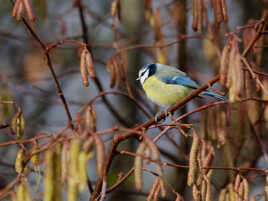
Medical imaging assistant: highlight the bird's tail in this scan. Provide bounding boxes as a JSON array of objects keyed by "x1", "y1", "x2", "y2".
[{"x1": 201, "y1": 90, "x2": 228, "y2": 101}]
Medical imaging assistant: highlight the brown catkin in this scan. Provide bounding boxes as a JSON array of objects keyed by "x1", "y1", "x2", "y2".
[
  {"x1": 187, "y1": 132, "x2": 200, "y2": 186},
  {"x1": 134, "y1": 142, "x2": 146, "y2": 191}
]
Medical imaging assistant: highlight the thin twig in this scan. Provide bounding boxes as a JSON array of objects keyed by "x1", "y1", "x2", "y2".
[
  {"x1": 89, "y1": 74, "x2": 221, "y2": 201},
  {"x1": 20, "y1": 17, "x2": 74, "y2": 129},
  {"x1": 77, "y1": 0, "x2": 132, "y2": 127}
]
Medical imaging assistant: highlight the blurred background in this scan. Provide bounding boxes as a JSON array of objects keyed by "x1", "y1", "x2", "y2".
[{"x1": 0, "y1": 0, "x2": 268, "y2": 201}]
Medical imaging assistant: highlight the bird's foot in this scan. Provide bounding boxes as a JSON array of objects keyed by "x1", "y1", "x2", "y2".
[{"x1": 154, "y1": 108, "x2": 169, "y2": 122}]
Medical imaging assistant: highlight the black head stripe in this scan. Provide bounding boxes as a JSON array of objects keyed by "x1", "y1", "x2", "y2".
[{"x1": 148, "y1": 64, "x2": 157, "y2": 77}]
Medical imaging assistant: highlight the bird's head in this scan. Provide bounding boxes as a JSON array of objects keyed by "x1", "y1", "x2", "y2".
[{"x1": 137, "y1": 63, "x2": 157, "y2": 85}]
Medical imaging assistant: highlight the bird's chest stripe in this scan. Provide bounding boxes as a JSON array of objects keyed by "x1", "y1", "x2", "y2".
[{"x1": 143, "y1": 76, "x2": 192, "y2": 106}]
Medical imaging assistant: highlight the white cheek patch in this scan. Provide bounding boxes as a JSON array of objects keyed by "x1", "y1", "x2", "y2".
[{"x1": 140, "y1": 69, "x2": 150, "y2": 85}]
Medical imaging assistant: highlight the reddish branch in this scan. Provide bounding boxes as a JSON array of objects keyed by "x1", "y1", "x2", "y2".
[
  {"x1": 20, "y1": 17, "x2": 74, "y2": 129},
  {"x1": 89, "y1": 74, "x2": 221, "y2": 200}
]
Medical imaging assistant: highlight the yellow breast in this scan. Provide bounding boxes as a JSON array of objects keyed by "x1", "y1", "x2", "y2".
[{"x1": 143, "y1": 76, "x2": 193, "y2": 107}]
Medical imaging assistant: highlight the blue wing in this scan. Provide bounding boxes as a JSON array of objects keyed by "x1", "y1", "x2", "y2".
[
  {"x1": 160, "y1": 75, "x2": 228, "y2": 100},
  {"x1": 160, "y1": 76, "x2": 200, "y2": 89}
]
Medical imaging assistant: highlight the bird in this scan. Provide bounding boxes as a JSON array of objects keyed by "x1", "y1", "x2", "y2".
[{"x1": 137, "y1": 63, "x2": 227, "y2": 121}]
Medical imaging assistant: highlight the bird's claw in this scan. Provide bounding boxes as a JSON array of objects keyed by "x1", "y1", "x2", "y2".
[{"x1": 154, "y1": 108, "x2": 169, "y2": 122}]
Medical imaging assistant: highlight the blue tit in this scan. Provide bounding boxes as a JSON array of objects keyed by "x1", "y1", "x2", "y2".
[{"x1": 137, "y1": 63, "x2": 226, "y2": 119}]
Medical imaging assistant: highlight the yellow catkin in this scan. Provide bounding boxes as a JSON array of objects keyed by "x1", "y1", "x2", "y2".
[
  {"x1": 234, "y1": 174, "x2": 241, "y2": 192},
  {"x1": 15, "y1": 149, "x2": 24, "y2": 173},
  {"x1": 68, "y1": 178, "x2": 78, "y2": 201},
  {"x1": 16, "y1": 111, "x2": 25, "y2": 139},
  {"x1": 11, "y1": 110, "x2": 25, "y2": 139},
  {"x1": 78, "y1": 151, "x2": 88, "y2": 192},
  {"x1": 201, "y1": 180, "x2": 207, "y2": 201},
  {"x1": 238, "y1": 182, "x2": 244, "y2": 201},
  {"x1": 31, "y1": 147, "x2": 41, "y2": 192},
  {"x1": 16, "y1": 178, "x2": 31, "y2": 201},
  {"x1": 55, "y1": 144, "x2": 62, "y2": 201},
  {"x1": 23, "y1": 179, "x2": 31, "y2": 201},
  {"x1": 228, "y1": 184, "x2": 235, "y2": 201},
  {"x1": 61, "y1": 141, "x2": 69, "y2": 183},
  {"x1": 44, "y1": 150, "x2": 54, "y2": 201},
  {"x1": 193, "y1": 184, "x2": 199, "y2": 201},
  {"x1": 218, "y1": 188, "x2": 226, "y2": 201},
  {"x1": 243, "y1": 178, "x2": 249, "y2": 201},
  {"x1": 68, "y1": 138, "x2": 81, "y2": 201},
  {"x1": 205, "y1": 170, "x2": 213, "y2": 201},
  {"x1": 16, "y1": 182, "x2": 25, "y2": 201}
]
